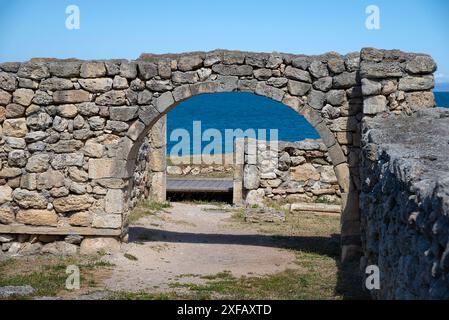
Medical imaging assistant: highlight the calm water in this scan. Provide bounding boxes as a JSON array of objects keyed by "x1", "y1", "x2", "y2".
[
  {"x1": 167, "y1": 91, "x2": 449, "y2": 155},
  {"x1": 435, "y1": 91, "x2": 449, "y2": 108}
]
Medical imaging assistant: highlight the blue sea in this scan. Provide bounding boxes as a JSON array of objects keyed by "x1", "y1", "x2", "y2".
[{"x1": 167, "y1": 91, "x2": 449, "y2": 155}]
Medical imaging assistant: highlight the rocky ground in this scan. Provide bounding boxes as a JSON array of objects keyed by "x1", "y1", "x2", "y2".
[{"x1": 0, "y1": 201, "x2": 368, "y2": 300}]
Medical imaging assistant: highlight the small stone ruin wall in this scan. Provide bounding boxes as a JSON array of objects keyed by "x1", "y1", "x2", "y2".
[
  {"x1": 239, "y1": 139, "x2": 341, "y2": 206},
  {"x1": 360, "y1": 108, "x2": 449, "y2": 299}
]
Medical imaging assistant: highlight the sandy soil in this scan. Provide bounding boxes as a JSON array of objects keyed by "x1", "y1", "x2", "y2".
[{"x1": 102, "y1": 202, "x2": 298, "y2": 293}]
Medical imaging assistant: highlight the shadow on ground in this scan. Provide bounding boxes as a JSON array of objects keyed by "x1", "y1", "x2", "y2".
[{"x1": 129, "y1": 226, "x2": 370, "y2": 299}]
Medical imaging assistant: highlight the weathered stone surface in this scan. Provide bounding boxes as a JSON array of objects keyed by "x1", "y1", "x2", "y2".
[
  {"x1": 0, "y1": 72, "x2": 17, "y2": 92},
  {"x1": 8, "y1": 150, "x2": 27, "y2": 167},
  {"x1": 333, "y1": 71, "x2": 358, "y2": 88},
  {"x1": 79, "y1": 78, "x2": 113, "y2": 93},
  {"x1": 360, "y1": 108, "x2": 449, "y2": 299},
  {"x1": 5, "y1": 137, "x2": 26, "y2": 149},
  {"x1": 109, "y1": 106, "x2": 138, "y2": 121},
  {"x1": 155, "y1": 92, "x2": 175, "y2": 113},
  {"x1": 0, "y1": 206, "x2": 15, "y2": 224},
  {"x1": 363, "y1": 95, "x2": 387, "y2": 114},
  {"x1": 291, "y1": 56, "x2": 309, "y2": 70},
  {"x1": 171, "y1": 71, "x2": 198, "y2": 84},
  {"x1": 0, "y1": 185, "x2": 13, "y2": 205},
  {"x1": 106, "y1": 120, "x2": 129, "y2": 132},
  {"x1": 0, "y1": 167, "x2": 22, "y2": 178},
  {"x1": 0, "y1": 89, "x2": 12, "y2": 105},
  {"x1": 16, "y1": 209, "x2": 58, "y2": 226},
  {"x1": 291, "y1": 163, "x2": 320, "y2": 181},
  {"x1": 40, "y1": 77, "x2": 73, "y2": 91},
  {"x1": 405, "y1": 55, "x2": 437, "y2": 74},
  {"x1": 307, "y1": 90, "x2": 326, "y2": 110},
  {"x1": 172, "y1": 84, "x2": 191, "y2": 102},
  {"x1": 243, "y1": 165, "x2": 259, "y2": 190},
  {"x1": 398, "y1": 76, "x2": 434, "y2": 92},
  {"x1": 313, "y1": 77, "x2": 333, "y2": 92},
  {"x1": 5, "y1": 103, "x2": 26, "y2": 118},
  {"x1": 137, "y1": 62, "x2": 158, "y2": 80},
  {"x1": 360, "y1": 62, "x2": 402, "y2": 79},
  {"x1": 17, "y1": 62, "x2": 49, "y2": 80},
  {"x1": 32, "y1": 91, "x2": 52, "y2": 105},
  {"x1": 37, "y1": 170, "x2": 65, "y2": 190},
  {"x1": 127, "y1": 120, "x2": 145, "y2": 141},
  {"x1": 96, "y1": 90, "x2": 126, "y2": 106},
  {"x1": 3, "y1": 118, "x2": 28, "y2": 137},
  {"x1": 253, "y1": 68, "x2": 272, "y2": 80},
  {"x1": 309, "y1": 61, "x2": 329, "y2": 78},
  {"x1": 327, "y1": 58, "x2": 346, "y2": 74},
  {"x1": 80, "y1": 237, "x2": 120, "y2": 255},
  {"x1": 112, "y1": 75, "x2": 128, "y2": 89},
  {"x1": 49, "y1": 61, "x2": 81, "y2": 78},
  {"x1": 266, "y1": 77, "x2": 288, "y2": 88},
  {"x1": 287, "y1": 80, "x2": 311, "y2": 96},
  {"x1": 26, "y1": 154, "x2": 50, "y2": 172},
  {"x1": 56, "y1": 104, "x2": 78, "y2": 118},
  {"x1": 20, "y1": 173, "x2": 37, "y2": 190},
  {"x1": 212, "y1": 64, "x2": 253, "y2": 76},
  {"x1": 80, "y1": 62, "x2": 106, "y2": 78},
  {"x1": 137, "y1": 90, "x2": 152, "y2": 105},
  {"x1": 41, "y1": 241, "x2": 78, "y2": 255},
  {"x1": 284, "y1": 66, "x2": 311, "y2": 83},
  {"x1": 51, "y1": 153, "x2": 83, "y2": 169},
  {"x1": 77, "y1": 102, "x2": 99, "y2": 116},
  {"x1": 405, "y1": 91, "x2": 435, "y2": 110},
  {"x1": 326, "y1": 90, "x2": 346, "y2": 106},
  {"x1": 255, "y1": 82, "x2": 284, "y2": 102},
  {"x1": 12, "y1": 88, "x2": 34, "y2": 106},
  {"x1": 53, "y1": 195, "x2": 94, "y2": 213},
  {"x1": 12, "y1": 189, "x2": 48, "y2": 209},
  {"x1": 53, "y1": 90, "x2": 90, "y2": 104},
  {"x1": 92, "y1": 214, "x2": 121, "y2": 229},
  {"x1": 178, "y1": 55, "x2": 203, "y2": 71},
  {"x1": 83, "y1": 141, "x2": 104, "y2": 158},
  {"x1": 119, "y1": 61, "x2": 137, "y2": 78},
  {"x1": 88, "y1": 159, "x2": 128, "y2": 179},
  {"x1": 361, "y1": 78, "x2": 382, "y2": 96}
]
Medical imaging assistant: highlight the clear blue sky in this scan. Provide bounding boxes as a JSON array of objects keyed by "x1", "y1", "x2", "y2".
[{"x1": 1, "y1": 0, "x2": 448, "y2": 83}]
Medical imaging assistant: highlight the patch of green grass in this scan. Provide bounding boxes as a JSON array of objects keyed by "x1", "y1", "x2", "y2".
[
  {"x1": 142, "y1": 201, "x2": 172, "y2": 211},
  {"x1": 128, "y1": 201, "x2": 172, "y2": 224},
  {"x1": 230, "y1": 208, "x2": 246, "y2": 222},
  {"x1": 168, "y1": 251, "x2": 341, "y2": 300},
  {"x1": 110, "y1": 290, "x2": 183, "y2": 300},
  {"x1": 0, "y1": 256, "x2": 113, "y2": 299}
]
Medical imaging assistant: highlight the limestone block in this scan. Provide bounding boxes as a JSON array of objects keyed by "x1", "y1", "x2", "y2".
[
  {"x1": 80, "y1": 62, "x2": 106, "y2": 78},
  {"x1": 105, "y1": 189, "x2": 125, "y2": 214},
  {"x1": 80, "y1": 237, "x2": 120, "y2": 255},
  {"x1": 3, "y1": 118, "x2": 28, "y2": 137},
  {"x1": 53, "y1": 194, "x2": 94, "y2": 213},
  {"x1": 16, "y1": 209, "x2": 58, "y2": 226},
  {"x1": 92, "y1": 214, "x2": 122, "y2": 229},
  {"x1": 88, "y1": 159, "x2": 130, "y2": 179}
]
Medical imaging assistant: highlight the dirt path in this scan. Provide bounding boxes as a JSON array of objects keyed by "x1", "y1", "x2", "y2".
[{"x1": 103, "y1": 202, "x2": 298, "y2": 293}]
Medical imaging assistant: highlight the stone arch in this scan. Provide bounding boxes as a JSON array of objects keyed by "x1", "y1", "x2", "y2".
[
  {"x1": 1, "y1": 48, "x2": 436, "y2": 261},
  {"x1": 114, "y1": 52, "x2": 357, "y2": 260}
]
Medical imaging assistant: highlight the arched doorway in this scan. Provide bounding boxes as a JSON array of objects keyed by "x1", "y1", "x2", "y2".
[{"x1": 119, "y1": 51, "x2": 361, "y2": 261}]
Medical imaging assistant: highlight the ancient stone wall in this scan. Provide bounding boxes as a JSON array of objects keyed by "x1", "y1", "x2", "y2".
[
  {"x1": 0, "y1": 48, "x2": 437, "y2": 259},
  {"x1": 360, "y1": 108, "x2": 449, "y2": 299},
  {"x1": 239, "y1": 139, "x2": 340, "y2": 206}
]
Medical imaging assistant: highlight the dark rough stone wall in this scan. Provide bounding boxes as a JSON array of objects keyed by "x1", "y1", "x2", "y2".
[{"x1": 360, "y1": 108, "x2": 449, "y2": 299}]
